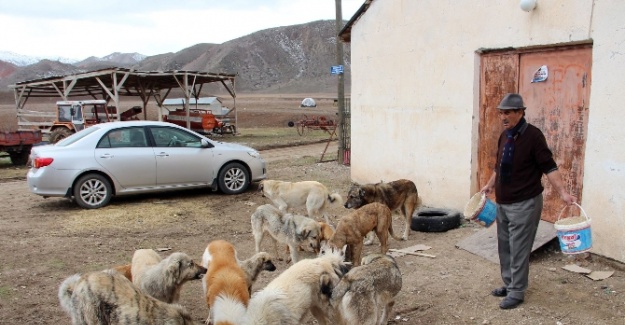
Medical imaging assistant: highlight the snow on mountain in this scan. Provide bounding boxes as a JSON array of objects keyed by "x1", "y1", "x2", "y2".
[{"x1": 0, "y1": 51, "x2": 79, "y2": 66}]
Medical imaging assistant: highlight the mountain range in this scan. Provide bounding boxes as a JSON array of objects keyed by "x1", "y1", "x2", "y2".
[{"x1": 0, "y1": 20, "x2": 350, "y2": 94}]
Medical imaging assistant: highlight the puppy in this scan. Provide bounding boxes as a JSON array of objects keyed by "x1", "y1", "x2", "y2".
[
  {"x1": 329, "y1": 202, "x2": 401, "y2": 266},
  {"x1": 131, "y1": 249, "x2": 207, "y2": 303},
  {"x1": 286, "y1": 221, "x2": 335, "y2": 257},
  {"x1": 202, "y1": 240, "x2": 250, "y2": 324},
  {"x1": 238, "y1": 252, "x2": 277, "y2": 294},
  {"x1": 344, "y1": 179, "x2": 421, "y2": 241},
  {"x1": 112, "y1": 263, "x2": 132, "y2": 281},
  {"x1": 331, "y1": 254, "x2": 403, "y2": 325},
  {"x1": 243, "y1": 254, "x2": 352, "y2": 325},
  {"x1": 259, "y1": 179, "x2": 343, "y2": 224},
  {"x1": 251, "y1": 204, "x2": 321, "y2": 263},
  {"x1": 319, "y1": 221, "x2": 336, "y2": 247},
  {"x1": 58, "y1": 269, "x2": 197, "y2": 325}
]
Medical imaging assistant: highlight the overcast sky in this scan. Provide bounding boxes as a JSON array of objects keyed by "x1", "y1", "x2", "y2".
[{"x1": 0, "y1": 0, "x2": 362, "y2": 60}]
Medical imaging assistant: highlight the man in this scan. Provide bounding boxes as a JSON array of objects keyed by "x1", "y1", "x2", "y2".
[{"x1": 481, "y1": 93, "x2": 576, "y2": 309}]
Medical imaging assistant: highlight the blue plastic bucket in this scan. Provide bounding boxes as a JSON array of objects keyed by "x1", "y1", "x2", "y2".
[
  {"x1": 554, "y1": 203, "x2": 592, "y2": 254},
  {"x1": 464, "y1": 193, "x2": 497, "y2": 227}
]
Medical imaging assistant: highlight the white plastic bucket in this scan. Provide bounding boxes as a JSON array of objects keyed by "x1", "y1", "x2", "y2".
[
  {"x1": 463, "y1": 193, "x2": 496, "y2": 227},
  {"x1": 554, "y1": 203, "x2": 592, "y2": 254}
]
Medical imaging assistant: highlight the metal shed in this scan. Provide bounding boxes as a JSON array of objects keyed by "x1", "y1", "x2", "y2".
[{"x1": 9, "y1": 67, "x2": 237, "y2": 133}]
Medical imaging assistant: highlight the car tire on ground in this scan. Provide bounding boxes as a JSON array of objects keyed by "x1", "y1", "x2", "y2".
[
  {"x1": 411, "y1": 208, "x2": 462, "y2": 232},
  {"x1": 73, "y1": 173, "x2": 112, "y2": 209},
  {"x1": 218, "y1": 162, "x2": 249, "y2": 195}
]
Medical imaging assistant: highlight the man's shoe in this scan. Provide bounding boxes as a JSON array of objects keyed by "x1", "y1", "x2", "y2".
[
  {"x1": 491, "y1": 287, "x2": 507, "y2": 297},
  {"x1": 499, "y1": 296, "x2": 524, "y2": 309}
]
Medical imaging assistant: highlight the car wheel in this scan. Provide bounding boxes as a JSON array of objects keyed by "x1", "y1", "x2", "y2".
[
  {"x1": 410, "y1": 208, "x2": 462, "y2": 232},
  {"x1": 73, "y1": 174, "x2": 112, "y2": 209},
  {"x1": 9, "y1": 149, "x2": 30, "y2": 165},
  {"x1": 50, "y1": 128, "x2": 73, "y2": 144},
  {"x1": 218, "y1": 162, "x2": 249, "y2": 194}
]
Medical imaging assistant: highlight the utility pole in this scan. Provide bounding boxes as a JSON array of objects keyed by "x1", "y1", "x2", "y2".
[{"x1": 335, "y1": 0, "x2": 345, "y2": 164}]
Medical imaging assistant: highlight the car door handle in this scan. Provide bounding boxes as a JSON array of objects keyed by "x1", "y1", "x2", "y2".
[
  {"x1": 156, "y1": 152, "x2": 169, "y2": 157},
  {"x1": 99, "y1": 154, "x2": 114, "y2": 159}
]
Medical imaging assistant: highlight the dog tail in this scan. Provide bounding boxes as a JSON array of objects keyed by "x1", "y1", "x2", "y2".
[
  {"x1": 327, "y1": 193, "x2": 343, "y2": 206},
  {"x1": 212, "y1": 294, "x2": 247, "y2": 324},
  {"x1": 58, "y1": 273, "x2": 81, "y2": 315}
]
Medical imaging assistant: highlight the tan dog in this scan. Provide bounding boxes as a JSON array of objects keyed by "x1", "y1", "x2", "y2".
[
  {"x1": 331, "y1": 254, "x2": 403, "y2": 325},
  {"x1": 344, "y1": 179, "x2": 421, "y2": 241},
  {"x1": 112, "y1": 263, "x2": 133, "y2": 281},
  {"x1": 251, "y1": 203, "x2": 321, "y2": 263},
  {"x1": 329, "y1": 202, "x2": 401, "y2": 266},
  {"x1": 58, "y1": 269, "x2": 197, "y2": 325},
  {"x1": 259, "y1": 179, "x2": 343, "y2": 224},
  {"x1": 131, "y1": 249, "x2": 207, "y2": 304},
  {"x1": 202, "y1": 240, "x2": 250, "y2": 324},
  {"x1": 238, "y1": 252, "x2": 277, "y2": 294},
  {"x1": 243, "y1": 254, "x2": 352, "y2": 325}
]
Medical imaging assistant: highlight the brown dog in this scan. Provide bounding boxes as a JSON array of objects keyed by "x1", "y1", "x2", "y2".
[
  {"x1": 344, "y1": 179, "x2": 421, "y2": 241},
  {"x1": 329, "y1": 202, "x2": 401, "y2": 266},
  {"x1": 202, "y1": 240, "x2": 250, "y2": 324}
]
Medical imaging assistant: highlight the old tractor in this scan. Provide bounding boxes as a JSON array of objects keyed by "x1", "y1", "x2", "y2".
[{"x1": 48, "y1": 100, "x2": 142, "y2": 143}]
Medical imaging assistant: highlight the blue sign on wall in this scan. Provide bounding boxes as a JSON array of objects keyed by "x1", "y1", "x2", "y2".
[{"x1": 331, "y1": 65, "x2": 344, "y2": 75}]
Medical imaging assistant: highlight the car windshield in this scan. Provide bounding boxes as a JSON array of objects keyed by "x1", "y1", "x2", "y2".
[{"x1": 55, "y1": 126, "x2": 101, "y2": 147}]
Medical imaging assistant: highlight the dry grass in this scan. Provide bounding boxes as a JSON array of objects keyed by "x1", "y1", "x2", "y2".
[{"x1": 62, "y1": 199, "x2": 205, "y2": 231}]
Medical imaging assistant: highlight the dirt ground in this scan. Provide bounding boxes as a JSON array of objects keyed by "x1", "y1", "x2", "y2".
[{"x1": 0, "y1": 94, "x2": 624, "y2": 324}]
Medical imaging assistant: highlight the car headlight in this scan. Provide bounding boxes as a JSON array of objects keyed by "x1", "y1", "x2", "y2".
[{"x1": 247, "y1": 151, "x2": 260, "y2": 158}]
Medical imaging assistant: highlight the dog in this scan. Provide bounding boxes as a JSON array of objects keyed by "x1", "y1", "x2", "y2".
[
  {"x1": 202, "y1": 239, "x2": 250, "y2": 324},
  {"x1": 286, "y1": 220, "x2": 335, "y2": 257},
  {"x1": 112, "y1": 263, "x2": 133, "y2": 281},
  {"x1": 259, "y1": 179, "x2": 343, "y2": 224},
  {"x1": 58, "y1": 269, "x2": 197, "y2": 325},
  {"x1": 331, "y1": 254, "x2": 403, "y2": 325},
  {"x1": 251, "y1": 203, "x2": 322, "y2": 263},
  {"x1": 329, "y1": 202, "x2": 402, "y2": 266},
  {"x1": 344, "y1": 179, "x2": 421, "y2": 241},
  {"x1": 131, "y1": 249, "x2": 207, "y2": 304},
  {"x1": 238, "y1": 251, "x2": 277, "y2": 294},
  {"x1": 243, "y1": 254, "x2": 352, "y2": 325}
]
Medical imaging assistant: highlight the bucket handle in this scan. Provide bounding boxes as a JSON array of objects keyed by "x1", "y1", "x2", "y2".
[{"x1": 557, "y1": 202, "x2": 590, "y2": 222}]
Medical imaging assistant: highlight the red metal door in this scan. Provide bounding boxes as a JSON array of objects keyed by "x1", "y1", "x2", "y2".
[
  {"x1": 518, "y1": 46, "x2": 591, "y2": 222},
  {"x1": 478, "y1": 45, "x2": 591, "y2": 222}
]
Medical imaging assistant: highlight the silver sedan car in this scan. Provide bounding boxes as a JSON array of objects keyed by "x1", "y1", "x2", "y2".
[{"x1": 27, "y1": 121, "x2": 266, "y2": 209}]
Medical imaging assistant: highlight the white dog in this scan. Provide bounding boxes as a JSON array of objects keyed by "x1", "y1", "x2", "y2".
[
  {"x1": 243, "y1": 254, "x2": 352, "y2": 325},
  {"x1": 259, "y1": 180, "x2": 343, "y2": 224},
  {"x1": 131, "y1": 249, "x2": 206, "y2": 303},
  {"x1": 251, "y1": 204, "x2": 322, "y2": 263}
]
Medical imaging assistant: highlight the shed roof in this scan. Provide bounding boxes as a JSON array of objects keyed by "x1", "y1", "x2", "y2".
[
  {"x1": 9, "y1": 67, "x2": 236, "y2": 98},
  {"x1": 339, "y1": 0, "x2": 375, "y2": 43}
]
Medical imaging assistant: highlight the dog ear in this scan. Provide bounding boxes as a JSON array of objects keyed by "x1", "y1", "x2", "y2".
[
  {"x1": 319, "y1": 273, "x2": 336, "y2": 298},
  {"x1": 166, "y1": 259, "x2": 183, "y2": 284},
  {"x1": 358, "y1": 187, "x2": 366, "y2": 198}
]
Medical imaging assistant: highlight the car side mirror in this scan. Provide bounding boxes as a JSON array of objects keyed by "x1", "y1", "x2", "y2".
[{"x1": 201, "y1": 139, "x2": 213, "y2": 148}]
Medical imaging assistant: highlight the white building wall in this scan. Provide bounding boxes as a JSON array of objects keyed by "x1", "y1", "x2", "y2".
[{"x1": 348, "y1": 0, "x2": 625, "y2": 262}]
